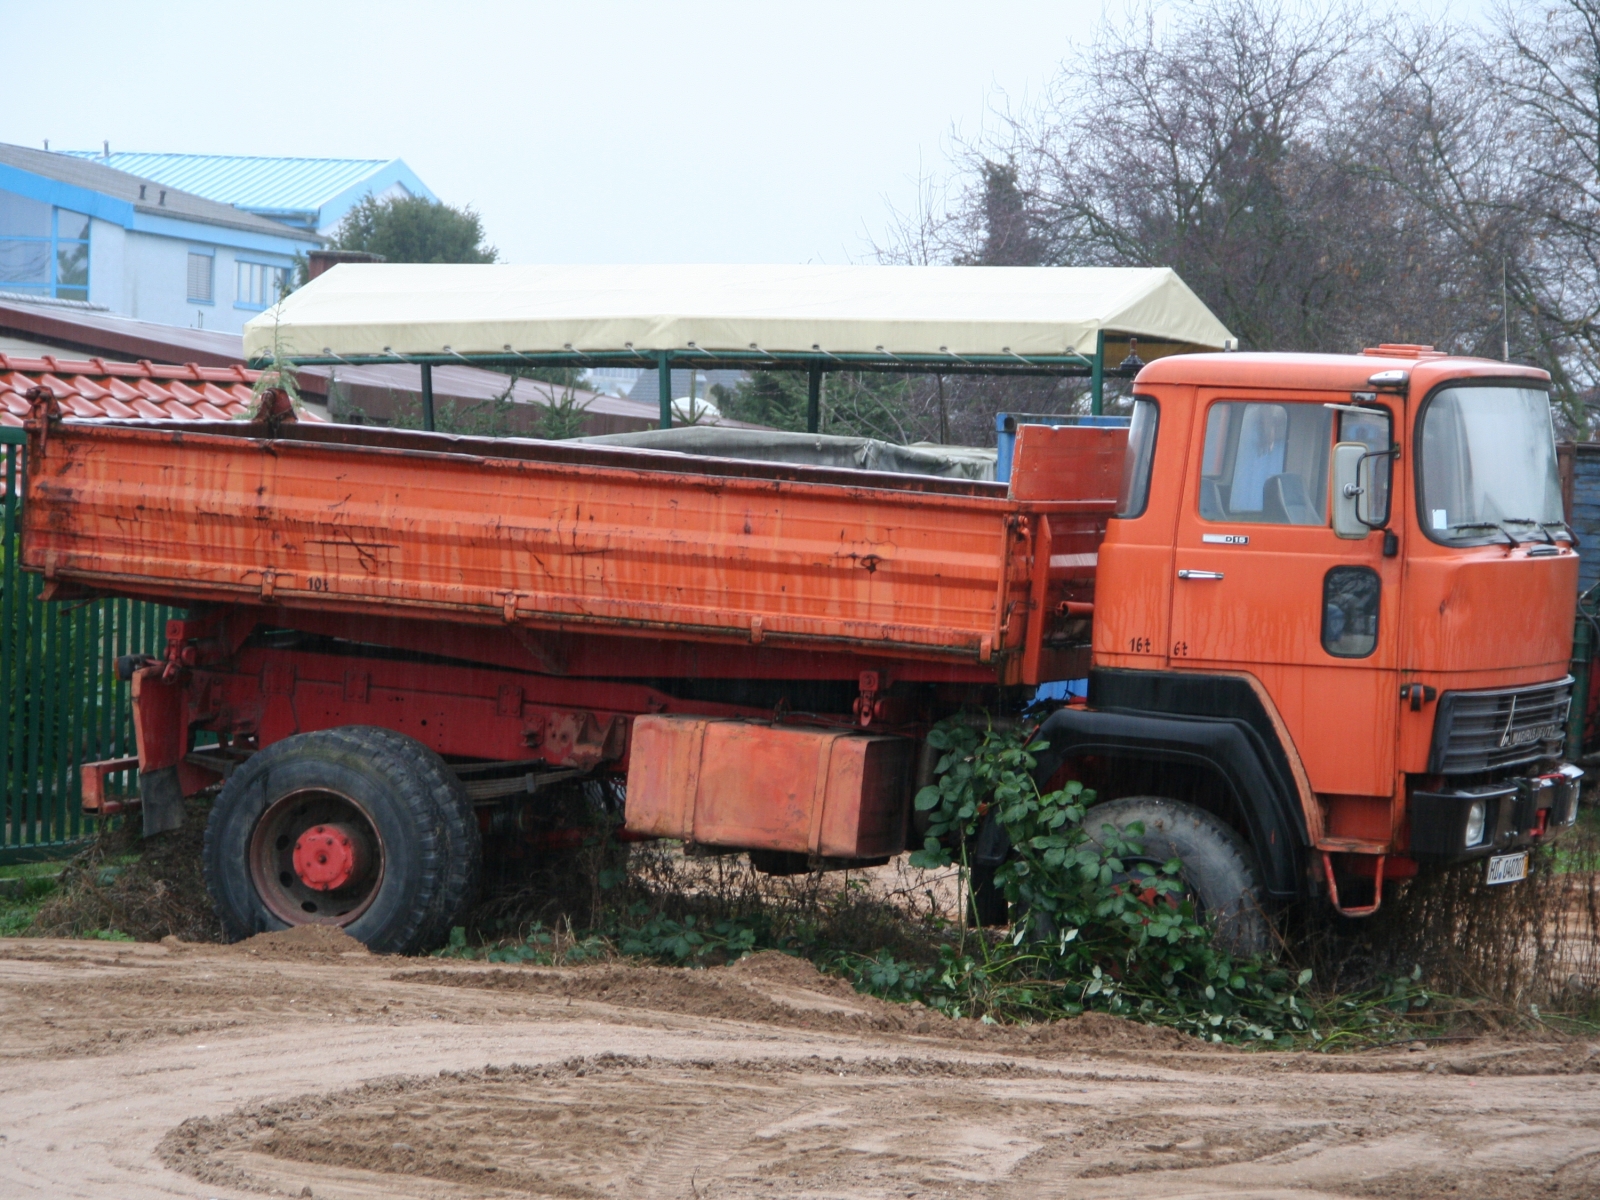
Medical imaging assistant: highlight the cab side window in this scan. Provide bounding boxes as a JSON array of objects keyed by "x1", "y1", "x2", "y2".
[{"x1": 1199, "y1": 401, "x2": 1333, "y2": 525}]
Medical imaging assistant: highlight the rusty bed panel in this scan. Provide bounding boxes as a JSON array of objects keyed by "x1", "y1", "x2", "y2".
[{"x1": 21, "y1": 421, "x2": 1109, "y2": 669}]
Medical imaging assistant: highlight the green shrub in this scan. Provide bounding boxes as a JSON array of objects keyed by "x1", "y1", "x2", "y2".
[{"x1": 907, "y1": 715, "x2": 1311, "y2": 1041}]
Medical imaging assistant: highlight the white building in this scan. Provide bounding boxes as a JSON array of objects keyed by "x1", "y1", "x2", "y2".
[{"x1": 0, "y1": 143, "x2": 320, "y2": 335}]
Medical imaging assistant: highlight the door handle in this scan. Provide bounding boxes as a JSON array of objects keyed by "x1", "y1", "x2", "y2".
[{"x1": 1178, "y1": 569, "x2": 1224, "y2": 580}]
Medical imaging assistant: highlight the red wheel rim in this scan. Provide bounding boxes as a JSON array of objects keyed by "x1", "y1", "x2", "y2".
[{"x1": 248, "y1": 788, "x2": 385, "y2": 927}]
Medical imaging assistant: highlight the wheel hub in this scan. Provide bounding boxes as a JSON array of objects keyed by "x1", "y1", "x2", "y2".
[
  {"x1": 248, "y1": 789, "x2": 385, "y2": 926},
  {"x1": 292, "y1": 823, "x2": 366, "y2": 891}
]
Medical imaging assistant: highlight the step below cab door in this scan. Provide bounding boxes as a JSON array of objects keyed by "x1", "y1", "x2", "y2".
[{"x1": 1167, "y1": 390, "x2": 1402, "y2": 798}]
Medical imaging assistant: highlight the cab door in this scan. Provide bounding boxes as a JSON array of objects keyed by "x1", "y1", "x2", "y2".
[{"x1": 1166, "y1": 391, "x2": 1401, "y2": 797}]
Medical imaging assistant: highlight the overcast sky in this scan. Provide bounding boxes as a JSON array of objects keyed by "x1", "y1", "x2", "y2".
[{"x1": 2, "y1": 0, "x2": 1097, "y2": 264}]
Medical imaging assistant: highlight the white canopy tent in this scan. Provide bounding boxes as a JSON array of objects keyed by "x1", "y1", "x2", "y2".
[{"x1": 244, "y1": 263, "x2": 1233, "y2": 429}]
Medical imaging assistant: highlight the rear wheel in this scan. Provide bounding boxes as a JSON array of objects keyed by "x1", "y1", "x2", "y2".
[{"x1": 203, "y1": 727, "x2": 479, "y2": 954}]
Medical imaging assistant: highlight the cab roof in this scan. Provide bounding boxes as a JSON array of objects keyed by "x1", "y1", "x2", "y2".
[{"x1": 1136, "y1": 345, "x2": 1550, "y2": 393}]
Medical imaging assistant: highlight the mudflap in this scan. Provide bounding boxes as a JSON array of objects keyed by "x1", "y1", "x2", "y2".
[
  {"x1": 131, "y1": 665, "x2": 191, "y2": 836},
  {"x1": 140, "y1": 766, "x2": 185, "y2": 836}
]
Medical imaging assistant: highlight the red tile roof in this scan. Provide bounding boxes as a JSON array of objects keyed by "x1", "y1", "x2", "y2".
[{"x1": 0, "y1": 353, "x2": 323, "y2": 427}]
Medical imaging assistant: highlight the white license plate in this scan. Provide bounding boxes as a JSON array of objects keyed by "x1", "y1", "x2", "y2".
[{"x1": 1486, "y1": 852, "x2": 1528, "y2": 886}]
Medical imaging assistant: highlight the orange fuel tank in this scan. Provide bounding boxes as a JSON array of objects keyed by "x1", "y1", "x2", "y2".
[{"x1": 624, "y1": 716, "x2": 911, "y2": 859}]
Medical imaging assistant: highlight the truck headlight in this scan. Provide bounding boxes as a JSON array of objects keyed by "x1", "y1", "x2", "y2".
[{"x1": 1464, "y1": 800, "x2": 1487, "y2": 847}]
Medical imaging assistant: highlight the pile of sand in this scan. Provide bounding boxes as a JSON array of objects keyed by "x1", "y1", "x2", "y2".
[{"x1": 226, "y1": 925, "x2": 371, "y2": 962}]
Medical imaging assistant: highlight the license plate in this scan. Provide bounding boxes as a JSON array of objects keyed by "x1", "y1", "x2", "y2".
[{"x1": 1486, "y1": 852, "x2": 1528, "y2": 886}]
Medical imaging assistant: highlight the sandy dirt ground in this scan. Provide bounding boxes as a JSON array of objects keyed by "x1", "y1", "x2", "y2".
[{"x1": 2, "y1": 932, "x2": 1599, "y2": 1200}]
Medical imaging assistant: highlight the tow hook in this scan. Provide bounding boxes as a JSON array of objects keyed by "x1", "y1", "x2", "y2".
[
  {"x1": 853, "y1": 671, "x2": 881, "y2": 727},
  {"x1": 1401, "y1": 683, "x2": 1437, "y2": 712}
]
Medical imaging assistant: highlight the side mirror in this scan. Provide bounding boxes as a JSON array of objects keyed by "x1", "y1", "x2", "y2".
[
  {"x1": 1333, "y1": 441, "x2": 1393, "y2": 538},
  {"x1": 1357, "y1": 446, "x2": 1392, "y2": 529},
  {"x1": 1332, "y1": 443, "x2": 1368, "y2": 538}
]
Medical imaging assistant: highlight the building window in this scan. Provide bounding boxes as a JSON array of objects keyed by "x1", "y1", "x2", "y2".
[
  {"x1": 187, "y1": 251, "x2": 214, "y2": 303},
  {"x1": 236, "y1": 260, "x2": 286, "y2": 309},
  {"x1": 0, "y1": 191, "x2": 91, "y2": 301}
]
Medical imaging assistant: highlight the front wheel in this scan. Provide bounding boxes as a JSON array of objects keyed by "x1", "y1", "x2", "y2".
[
  {"x1": 1080, "y1": 796, "x2": 1273, "y2": 958},
  {"x1": 203, "y1": 727, "x2": 479, "y2": 954}
]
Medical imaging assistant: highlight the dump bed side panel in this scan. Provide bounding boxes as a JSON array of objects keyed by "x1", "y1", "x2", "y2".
[{"x1": 23, "y1": 422, "x2": 1044, "y2": 665}]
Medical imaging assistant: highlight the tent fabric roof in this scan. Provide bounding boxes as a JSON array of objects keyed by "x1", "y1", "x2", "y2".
[{"x1": 243, "y1": 264, "x2": 1234, "y2": 362}]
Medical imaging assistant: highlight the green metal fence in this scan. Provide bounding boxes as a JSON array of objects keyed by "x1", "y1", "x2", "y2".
[{"x1": 1, "y1": 429, "x2": 175, "y2": 863}]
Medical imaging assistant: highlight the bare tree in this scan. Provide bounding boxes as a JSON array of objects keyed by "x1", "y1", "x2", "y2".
[
  {"x1": 877, "y1": 0, "x2": 1600, "y2": 437},
  {"x1": 1496, "y1": 0, "x2": 1600, "y2": 419}
]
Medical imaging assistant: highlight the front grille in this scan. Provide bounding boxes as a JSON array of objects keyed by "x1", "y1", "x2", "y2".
[{"x1": 1427, "y1": 677, "x2": 1572, "y2": 775}]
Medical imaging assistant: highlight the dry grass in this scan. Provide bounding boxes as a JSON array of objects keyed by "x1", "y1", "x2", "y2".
[
  {"x1": 462, "y1": 834, "x2": 964, "y2": 968},
  {"x1": 28, "y1": 798, "x2": 222, "y2": 944},
  {"x1": 1303, "y1": 811, "x2": 1600, "y2": 1017}
]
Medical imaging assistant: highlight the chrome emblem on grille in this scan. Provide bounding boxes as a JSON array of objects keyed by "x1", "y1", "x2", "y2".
[{"x1": 1502, "y1": 722, "x2": 1563, "y2": 748}]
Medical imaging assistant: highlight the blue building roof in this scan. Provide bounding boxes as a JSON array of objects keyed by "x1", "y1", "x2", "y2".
[{"x1": 60, "y1": 152, "x2": 437, "y2": 234}]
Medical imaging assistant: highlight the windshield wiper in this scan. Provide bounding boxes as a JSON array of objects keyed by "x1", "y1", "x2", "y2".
[
  {"x1": 1447, "y1": 521, "x2": 1521, "y2": 549},
  {"x1": 1541, "y1": 520, "x2": 1580, "y2": 547},
  {"x1": 1448, "y1": 519, "x2": 1571, "y2": 551},
  {"x1": 1496, "y1": 518, "x2": 1558, "y2": 546}
]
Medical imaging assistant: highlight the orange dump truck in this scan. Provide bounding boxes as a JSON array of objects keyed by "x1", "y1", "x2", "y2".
[{"x1": 15, "y1": 340, "x2": 1585, "y2": 954}]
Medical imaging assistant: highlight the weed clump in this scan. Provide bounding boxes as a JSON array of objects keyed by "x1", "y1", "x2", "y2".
[
  {"x1": 1303, "y1": 807, "x2": 1600, "y2": 1030},
  {"x1": 28, "y1": 799, "x2": 221, "y2": 943}
]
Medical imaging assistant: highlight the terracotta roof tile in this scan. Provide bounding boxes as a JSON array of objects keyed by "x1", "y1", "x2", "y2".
[
  {"x1": 33, "y1": 373, "x2": 78, "y2": 399},
  {"x1": 59, "y1": 394, "x2": 105, "y2": 418},
  {"x1": 102, "y1": 378, "x2": 145, "y2": 402},
  {"x1": 70, "y1": 376, "x2": 112, "y2": 401},
  {"x1": 0, "y1": 352, "x2": 322, "y2": 424}
]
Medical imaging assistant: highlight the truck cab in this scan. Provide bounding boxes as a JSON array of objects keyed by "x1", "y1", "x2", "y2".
[{"x1": 1057, "y1": 344, "x2": 1583, "y2": 917}]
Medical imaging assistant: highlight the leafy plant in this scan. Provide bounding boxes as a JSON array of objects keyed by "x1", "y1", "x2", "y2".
[
  {"x1": 617, "y1": 910, "x2": 763, "y2": 965},
  {"x1": 535, "y1": 383, "x2": 593, "y2": 440},
  {"x1": 909, "y1": 715, "x2": 1313, "y2": 1041},
  {"x1": 242, "y1": 312, "x2": 307, "y2": 417}
]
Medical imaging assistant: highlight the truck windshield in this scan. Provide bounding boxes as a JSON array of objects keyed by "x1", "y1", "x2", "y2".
[{"x1": 1418, "y1": 385, "x2": 1563, "y2": 545}]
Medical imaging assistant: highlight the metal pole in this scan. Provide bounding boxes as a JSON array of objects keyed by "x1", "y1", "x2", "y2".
[
  {"x1": 807, "y1": 365, "x2": 821, "y2": 433},
  {"x1": 420, "y1": 362, "x2": 435, "y2": 432},
  {"x1": 657, "y1": 351, "x2": 673, "y2": 430},
  {"x1": 1090, "y1": 331, "x2": 1104, "y2": 417}
]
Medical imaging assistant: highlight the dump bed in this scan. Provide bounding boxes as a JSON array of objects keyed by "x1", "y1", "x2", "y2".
[{"x1": 19, "y1": 417, "x2": 1120, "y2": 683}]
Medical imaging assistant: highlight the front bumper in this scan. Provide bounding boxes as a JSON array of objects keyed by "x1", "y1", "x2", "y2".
[{"x1": 1409, "y1": 763, "x2": 1583, "y2": 862}]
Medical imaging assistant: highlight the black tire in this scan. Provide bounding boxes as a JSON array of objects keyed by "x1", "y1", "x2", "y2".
[
  {"x1": 353, "y1": 727, "x2": 481, "y2": 947},
  {"x1": 1079, "y1": 796, "x2": 1273, "y2": 957},
  {"x1": 203, "y1": 727, "x2": 480, "y2": 954}
]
